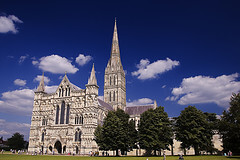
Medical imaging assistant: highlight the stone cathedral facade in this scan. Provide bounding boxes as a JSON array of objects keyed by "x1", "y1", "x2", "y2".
[
  {"x1": 28, "y1": 20, "x2": 157, "y2": 155},
  {"x1": 28, "y1": 20, "x2": 222, "y2": 155}
]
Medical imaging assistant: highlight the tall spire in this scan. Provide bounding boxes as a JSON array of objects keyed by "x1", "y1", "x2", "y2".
[
  {"x1": 37, "y1": 72, "x2": 45, "y2": 92},
  {"x1": 88, "y1": 63, "x2": 97, "y2": 85},
  {"x1": 111, "y1": 18, "x2": 120, "y2": 58}
]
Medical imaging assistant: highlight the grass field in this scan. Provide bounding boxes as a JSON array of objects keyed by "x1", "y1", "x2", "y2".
[{"x1": 0, "y1": 154, "x2": 240, "y2": 160}]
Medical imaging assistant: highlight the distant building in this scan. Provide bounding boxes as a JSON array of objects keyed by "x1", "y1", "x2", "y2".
[{"x1": 28, "y1": 20, "x2": 221, "y2": 155}]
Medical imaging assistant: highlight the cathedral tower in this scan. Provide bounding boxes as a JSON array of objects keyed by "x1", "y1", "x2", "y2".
[{"x1": 104, "y1": 19, "x2": 126, "y2": 110}]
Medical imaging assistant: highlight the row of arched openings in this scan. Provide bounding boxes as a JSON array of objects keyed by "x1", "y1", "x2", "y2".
[
  {"x1": 75, "y1": 115, "x2": 83, "y2": 124},
  {"x1": 59, "y1": 86, "x2": 70, "y2": 97},
  {"x1": 109, "y1": 75, "x2": 118, "y2": 86},
  {"x1": 109, "y1": 91, "x2": 117, "y2": 102},
  {"x1": 55, "y1": 101, "x2": 70, "y2": 124}
]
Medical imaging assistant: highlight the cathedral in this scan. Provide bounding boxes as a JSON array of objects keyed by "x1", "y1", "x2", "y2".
[
  {"x1": 28, "y1": 20, "x2": 222, "y2": 156},
  {"x1": 28, "y1": 20, "x2": 157, "y2": 155}
]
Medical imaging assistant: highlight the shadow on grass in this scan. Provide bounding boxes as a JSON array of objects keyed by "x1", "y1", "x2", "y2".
[{"x1": 227, "y1": 157, "x2": 240, "y2": 159}]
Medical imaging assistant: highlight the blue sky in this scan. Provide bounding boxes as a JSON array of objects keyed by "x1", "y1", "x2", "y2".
[{"x1": 0, "y1": 0, "x2": 240, "y2": 140}]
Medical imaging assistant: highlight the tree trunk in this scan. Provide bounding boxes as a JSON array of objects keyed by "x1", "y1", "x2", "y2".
[
  {"x1": 194, "y1": 145, "x2": 199, "y2": 155},
  {"x1": 116, "y1": 149, "x2": 119, "y2": 156}
]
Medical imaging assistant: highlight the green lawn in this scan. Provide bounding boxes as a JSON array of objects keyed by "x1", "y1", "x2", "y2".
[{"x1": 0, "y1": 154, "x2": 240, "y2": 160}]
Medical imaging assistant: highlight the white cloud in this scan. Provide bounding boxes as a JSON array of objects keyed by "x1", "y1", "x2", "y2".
[
  {"x1": 0, "y1": 85, "x2": 58, "y2": 116},
  {"x1": 0, "y1": 89, "x2": 34, "y2": 116},
  {"x1": 45, "y1": 85, "x2": 58, "y2": 94},
  {"x1": 0, "y1": 119, "x2": 30, "y2": 140},
  {"x1": 132, "y1": 58, "x2": 180, "y2": 80},
  {"x1": 75, "y1": 54, "x2": 92, "y2": 66},
  {"x1": 0, "y1": 15, "x2": 23, "y2": 34},
  {"x1": 166, "y1": 73, "x2": 240, "y2": 108},
  {"x1": 32, "y1": 60, "x2": 38, "y2": 65},
  {"x1": 162, "y1": 85, "x2": 166, "y2": 88},
  {"x1": 0, "y1": 130, "x2": 10, "y2": 135},
  {"x1": 34, "y1": 75, "x2": 50, "y2": 84},
  {"x1": 14, "y1": 79, "x2": 26, "y2": 86},
  {"x1": 127, "y1": 98, "x2": 153, "y2": 107},
  {"x1": 37, "y1": 54, "x2": 79, "y2": 74},
  {"x1": 19, "y1": 54, "x2": 29, "y2": 64}
]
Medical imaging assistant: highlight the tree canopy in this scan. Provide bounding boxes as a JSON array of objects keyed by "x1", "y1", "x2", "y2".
[
  {"x1": 138, "y1": 106, "x2": 173, "y2": 156},
  {"x1": 94, "y1": 108, "x2": 137, "y2": 156},
  {"x1": 175, "y1": 106, "x2": 216, "y2": 155},
  {"x1": 219, "y1": 92, "x2": 240, "y2": 155},
  {"x1": 7, "y1": 132, "x2": 26, "y2": 150}
]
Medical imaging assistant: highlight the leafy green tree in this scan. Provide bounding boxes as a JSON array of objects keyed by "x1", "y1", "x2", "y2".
[
  {"x1": 94, "y1": 108, "x2": 137, "y2": 156},
  {"x1": 94, "y1": 125, "x2": 105, "y2": 150},
  {"x1": 7, "y1": 132, "x2": 25, "y2": 150},
  {"x1": 175, "y1": 106, "x2": 213, "y2": 155},
  {"x1": 138, "y1": 106, "x2": 173, "y2": 156},
  {"x1": 219, "y1": 93, "x2": 240, "y2": 155},
  {"x1": 203, "y1": 112, "x2": 218, "y2": 154}
]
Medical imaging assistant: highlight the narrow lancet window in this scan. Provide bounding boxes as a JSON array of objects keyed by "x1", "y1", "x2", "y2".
[
  {"x1": 109, "y1": 92, "x2": 111, "y2": 102},
  {"x1": 66, "y1": 105, "x2": 70, "y2": 124},
  {"x1": 60, "y1": 101, "x2": 65, "y2": 124},
  {"x1": 113, "y1": 91, "x2": 115, "y2": 101},
  {"x1": 41, "y1": 132, "x2": 44, "y2": 142},
  {"x1": 55, "y1": 105, "x2": 59, "y2": 124}
]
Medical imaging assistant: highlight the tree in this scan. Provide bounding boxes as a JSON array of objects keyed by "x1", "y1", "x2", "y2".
[
  {"x1": 138, "y1": 106, "x2": 173, "y2": 156},
  {"x1": 7, "y1": 132, "x2": 25, "y2": 150},
  {"x1": 203, "y1": 112, "x2": 218, "y2": 154},
  {"x1": 219, "y1": 92, "x2": 240, "y2": 155},
  {"x1": 94, "y1": 125, "x2": 105, "y2": 150},
  {"x1": 175, "y1": 106, "x2": 214, "y2": 155},
  {"x1": 94, "y1": 108, "x2": 137, "y2": 156}
]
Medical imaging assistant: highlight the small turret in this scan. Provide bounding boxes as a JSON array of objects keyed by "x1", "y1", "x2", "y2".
[
  {"x1": 36, "y1": 73, "x2": 45, "y2": 93},
  {"x1": 87, "y1": 63, "x2": 97, "y2": 85},
  {"x1": 86, "y1": 64, "x2": 99, "y2": 95}
]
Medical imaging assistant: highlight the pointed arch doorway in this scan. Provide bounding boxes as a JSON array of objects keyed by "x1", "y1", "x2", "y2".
[{"x1": 54, "y1": 140, "x2": 62, "y2": 154}]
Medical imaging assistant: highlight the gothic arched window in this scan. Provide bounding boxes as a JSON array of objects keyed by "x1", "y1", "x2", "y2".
[
  {"x1": 41, "y1": 132, "x2": 44, "y2": 142},
  {"x1": 59, "y1": 89, "x2": 61, "y2": 97},
  {"x1": 75, "y1": 129, "x2": 81, "y2": 142},
  {"x1": 75, "y1": 116, "x2": 78, "y2": 124},
  {"x1": 65, "y1": 87, "x2": 68, "y2": 96},
  {"x1": 113, "y1": 91, "x2": 115, "y2": 101},
  {"x1": 55, "y1": 105, "x2": 59, "y2": 124},
  {"x1": 68, "y1": 88, "x2": 70, "y2": 96},
  {"x1": 110, "y1": 76, "x2": 112, "y2": 85},
  {"x1": 62, "y1": 88, "x2": 64, "y2": 97},
  {"x1": 66, "y1": 105, "x2": 70, "y2": 124},
  {"x1": 60, "y1": 101, "x2": 65, "y2": 124},
  {"x1": 109, "y1": 92, "x2": 111, "y2": 102},
  {"x1": 114, "y1": 76, "x2": 116, "y2": 85},
  {"x1": 81, "y1": 116, "x2": 83, "y2": 124}
]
